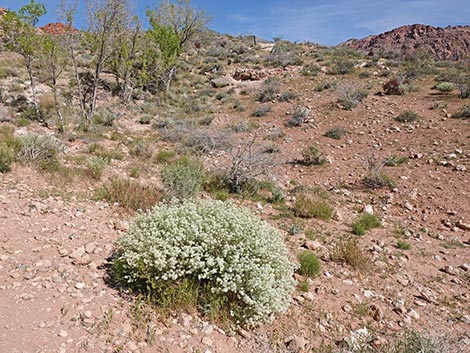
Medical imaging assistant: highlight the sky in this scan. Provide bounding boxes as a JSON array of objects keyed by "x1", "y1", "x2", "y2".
[{"x1": 3, "y1": 0, "x2": 470, "y2": 45}]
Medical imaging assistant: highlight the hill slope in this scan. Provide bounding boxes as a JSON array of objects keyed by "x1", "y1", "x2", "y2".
[{"x1": 341, "y1": 24, "x2": 470, "y2": 61}]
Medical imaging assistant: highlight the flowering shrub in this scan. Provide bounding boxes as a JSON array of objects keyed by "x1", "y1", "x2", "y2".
[{"x1": 113, "y1": 199, "x2": 296, "y2": 325}]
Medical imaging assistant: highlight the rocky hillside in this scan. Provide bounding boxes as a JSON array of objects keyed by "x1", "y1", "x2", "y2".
[{"x1": 341, "y1": 24, "x2": 470, "y2": 61}]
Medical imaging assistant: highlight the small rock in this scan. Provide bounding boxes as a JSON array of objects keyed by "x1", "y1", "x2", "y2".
[
  {"x1": 456, "y1": 220, "x2": 470, "y2": 231},
  {"x1": 286, "y1": 336, "x2": 307, "y2": 352},
  {"x1": 201, "y1": 337, "x2": 213, "y2": 346},
  {"x1": 69, "y1": 247, "x2": 85, "y2": 259},
  {"x1": 441, "y1": 265, "x2": 459, "y2": 276},
  {"x1": 126, "y1": 341, "x2": 138, "y2": 351},
  {"x1": 363, "y1": 205, "x2": 374, "y2": 215},
  {"x1": 459, "y1": 263, "x2": 469, "y2": 272},
  {"x1": 305, "y1": 240, "x2": 321, "y2": 251},
  {"x1": 73, "y1": 254, "x2": 92, "y2": 266},
  {"x1": 58, "y1": 330, "x2": 68, "y2": 337},
  {"x1": 84, "y1": 243, "x2": 96, "y2": 254},
  {"x1": 342, "y1": 304, "x2": 353, "y2": 313},
  {"x1": 404, "y1": 201, "x2": 414, "y2": 211},
  {"x1": 407, "y1": 309, "x2": 420, "y2": 320},
  {"x1": 369, "y1": 304, "x2": 384, "y2": 321},
  {"x1": 202, "y1": 323, "x2": 213, "y2": 335}
]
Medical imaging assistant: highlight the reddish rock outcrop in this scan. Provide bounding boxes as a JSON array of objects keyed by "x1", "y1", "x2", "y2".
[
  {"x1": 341, "y1": 24, "x2": 470, "y2": 61},
  {"x1": 39, "y1": 22, "x2": 79, "y2": 35}
]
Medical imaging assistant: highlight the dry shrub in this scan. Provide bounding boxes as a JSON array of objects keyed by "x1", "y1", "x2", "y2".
[
  {"x1": 292, "y1": 186, "x2": 334, "y2": 220},
  {"x1": 332, "y1": 237, "x2": 369, "y2": 270}
]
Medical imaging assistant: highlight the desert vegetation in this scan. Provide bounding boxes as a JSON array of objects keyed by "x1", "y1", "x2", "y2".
[{"x1": 0, "y1": 1, "x2": 469, "y2": 352}]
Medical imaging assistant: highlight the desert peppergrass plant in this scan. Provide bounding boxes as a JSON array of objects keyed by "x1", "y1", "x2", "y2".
[{"x1": 112, "y1": 199, "x2": 297, "y2": 326}]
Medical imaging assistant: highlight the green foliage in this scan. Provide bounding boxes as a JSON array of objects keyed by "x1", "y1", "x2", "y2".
[
  {"x1": 94, "y1": 176, "x2": 162, "y2": 211},
  {"x1": 155, "y1": 149, "x2": 176, "y2": 163},
  {"x1": 161, "y1": 156, "x2": 206, "y2": 199},
  {"x1": 279, "y1": 91, "x2": 298, "y2": 102},
  {"x1": 298, "y1": 251, "x2": 321, "y2": 278},
  {"x1": 16, "y1": 133, "x2": 61, "y2": 165},
  {"x1": 0, "y1": 145, "x2": 15, "y2": 173},
  {"x1": 397, "y1": 240, "x2": 411, "y2": 250},
  {"x1": 351, "y1": 214, "x2": 381, "y2": 235},
  {"x1": 293, "y1": 186, "x2": 334, "y2": 220},
  {"x1": 301, "y1": 145, "x2": 326, "y2": 166},
  {"x1": 434, "y1": 82, "x2": 454, "y2": 93},
  {"x1": 329, "y1": 56, "x2": 355, "y2": 75},
  {"x1": 112, "y1": 199, "x2": 296, "y2": 325},
  {"x1": 84, "y1": 156, "x2": 108, "y2": 180},
  {"x1": 88, "y1": 143, "x2": 124, "y2": 161},
  {"x1": 266, "y1": 40, "x2": 302, "y2": 67},
  {"x1": 396, "y1": 111, "x2": 419, "y2": 123}
]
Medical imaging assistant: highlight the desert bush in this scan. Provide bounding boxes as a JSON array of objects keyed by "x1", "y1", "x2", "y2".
[
  {"x1": 88, "y1": 143, "x2": 124, "y2": 161},
  {"x1": 222, "y1": 135, "x2": 276, "y2": 194},
  {"x1": 95, "y1": 176, "x2": 162, "y2": 211},
  {"x1": 0, "y1": 144, "x2": 15, "y2": 173},
  {"x1": 383, "y1": 78, "x2": 404, "y2": 95},
  {"x1": 251, "y1": 105, "x2": 272, "y2": 117},
  {"x1": 396, "y1": 111, "x2": 419, "y2": 123},
  {"x1": 279, "y1": 91, "x2": 298, "y2": 102},
  {"x1": 84, "y1": 156, "x2": 108, "y2": 180},
  {"x1": 458, "y1": 81, "x2": 470, "y2": 98},
  {"x1": 266, "y1": 40, "x2": 302, "y2": 67},
  {"x1": 285, "y1": 107, "x2": 310, "y2": 127},
  {"x1": 337, "y1": 82, "x2": 368, "y2": 110},
  {"x1": 17, "y1": 133, "x2": 61, "y2": 164},
  {"x1": 351, "y1": 214, "x2": 381, "y2": 235},
  {"x1": 301, "y1": 63, "x2": 321, "y2": 77},
  {"x1": 362, "y1": 157, "x2": 395, "y2": 189},
  {"x1": 112, "y1": 199, "x2": 297, "y2": 325},
  {"x1": 301, "y1": 145, "x2": 326, "y2": 166},
  {"x1": 332, "y1": 237, "x2": 369, "y2": 270},
  {"x1": 315, "y1": 80, "x2": 333, "y2": 92},
  {"x1": 453, "y1": 104, "x2": 470, "y2": 119},
  {"x1": 93, "y1": 109, "x2": 117, "y2": 127},
  {"x1": 154, "y1": 150, "x2": 176, "y2": 163},
  {"x1": 256, "y1": 77, "x2": 281, "y2": 102},
  {"x1": 161, "y1": 157, "x2": 206, "y2": 199},
  {"x1": 324, "y1": 127, "x2": 348, "y2": 140},
  {"x1": 292, "y1": 186, "x2": 334, "y2": 220},
  {"x1": 298, "y1": 251, "x2": 321, "y2": 278},
  {"x1": 434, "y1": 82, "x2": 454, "y2": 93},
  {"x1": 129, "y1": 139, "x2": 153, "y2": 159},
  {"x1": 329, "y1": 57, "x2": 355, "y2": 75}
]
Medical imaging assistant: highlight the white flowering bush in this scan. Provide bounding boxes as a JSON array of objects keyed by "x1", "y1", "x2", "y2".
[{"x1": 113, "y1": 199, "x2": 297, "y2": 326}]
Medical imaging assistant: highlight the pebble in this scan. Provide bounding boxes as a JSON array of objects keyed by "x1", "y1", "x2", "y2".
[
  {"x1": 201, "y1": 337, "x2": 213, "y2": 346},
  {"x1": 363, "y1": 205, "x2": 374, "y2": 215},
  {"x1": 202, "y1": 323, "x2": 213, "y2": 335},
  {"x1": 58, "y1": 330, "x2": 68, "y2": 337},
  {"x1": 407, "y1": 309, "x2": 420, "y2": 320}
]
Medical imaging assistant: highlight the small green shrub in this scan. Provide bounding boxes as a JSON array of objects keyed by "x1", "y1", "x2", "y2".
[
  {"x1": 112, "y1": 199, "x2": 297, "y2": 325},
  {"x1": 453, "y1": 104, "x2": 470, "y2": 119},
  {"x1": 285, "y1": 108, "x2": 310, "y2": 127},
  {"x1": 324, "y1": 127, "x2": 348, "y2": 140},
  {"x1": 256, "y1": 78, "x2": 281, "y2": 102},
  {"x1": 266, "y1": 40, "x2": 302, "y2": 67},
  {"x1": 434, "y1": 82, "x2": 454, "y2": 92},
  {"x1": 351, "y1": 214, "x2": 381, "y2": 235},
  {"x1": 293, "y1": 186, "x2": 334, "y2": 220},
  {"x1": 301, "y1": 145, "x2": 326, "y2": 166},
  {"x1": 0, "y1": 144, "x2": 15, "y2": 173},
  {"x1": 84, "y1": 156, "x2": 108, "y2": 180},
  {"x1": 329, "y1": 57, "x2": 355, "y2": 75},
  {"x1": 397, "y1": 240, "x2": 411, "y2": 250},
  {"x1": 88, "y1": 143, "x2": 124, "y2": 161},
  {"x1": 396, "y1": 111, "x2": 419, "y2": 123},
  {"x1": 93, "y1": 109, "x2": 116, "y2": 127},
  {"x1": 279, "y1": 91, "x2": 298, "y2": 102},
  {"x1": 161, "y1": 157, "x2": 206, "y2": 199},
  {"x1": 95, "y1": 176, "x2": 162, "y2": 210},
  {"x1": 17, "y1": 133, "x2": 61, "y2": 165},
  {"x1": 298, "y1": 251, "x2": 321, "y2": 278},
  {"x1": 337, "y1": 82, "x2": 368, "y2": 110},
  {"x1": 385, "y1": 155, "x2": 409, "y2": 166},
  {"x1": 251, "y1": 105, "x2": 272, "y2": 117}
]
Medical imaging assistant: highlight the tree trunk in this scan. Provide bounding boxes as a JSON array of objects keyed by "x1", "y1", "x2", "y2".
[
  {"x1": 165, "y1": 66, "x2": 176, "y2": 92},
  {"x1": 25, "y1": 58, "x2": 39, "y2": 117}
]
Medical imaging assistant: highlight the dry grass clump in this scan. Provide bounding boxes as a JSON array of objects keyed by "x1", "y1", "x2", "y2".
[
  {"x1": 292, "y1": 186, "x2": 334, "y2": 220},
  {"x1": 332, "y1": 237, "x2": 369, "y2": 270},
  {"x1": 95, "y1": 176, "x2": 162, "y2": 211}
]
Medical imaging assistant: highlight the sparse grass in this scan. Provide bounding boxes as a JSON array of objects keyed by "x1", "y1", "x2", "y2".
[
  {"x1": 279, "y1": 91, "x2": 298, "y2": 102},
  {"x1": 88, "y1": 143, "x2": 124, "y2": 161},
  {"x1": 94, "y1": 176, "x2": 162, "y2": 211},
  {"x1": 298, "y1": 251, "x2": 321, "y2": 278},
  {"x1": 301, "y1": 145, "x2": 326, "y2": 166},
  {"x1": 256, "y1": 78, "x2": 281, "y2": 103},
  {"x1": 351, "y1": 214, "x2": 381, "y2": 235},
  {"x1": 385, "y1": 155, "x2": 409, "y2": 166},
  {"x1": 337, "y1": 82, "x2": 368, "y2": 110},
  {"x1": 292, "y1": 186, "x2": 334, "y2": 220},
  {"x1": 396, "y1": 111, "x2": 419, "y2": 123},
  {"x1": 154, "y1": 149, "x2": 176, "y2": 163},
  {"x1": 0, "y1": 145, "x2": 15, "y2": 173},
  {"x1": 396, "y1": 240, "x2": 411, "y2": 250},
  {"x1": 332, "y1": 237, "x2": 369, "y2": 270}
]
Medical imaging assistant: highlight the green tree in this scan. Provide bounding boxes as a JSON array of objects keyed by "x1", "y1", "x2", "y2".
[
  {"x1": 146, "y1": 0, "x2": 211, "y2": 91},
  {"x1": 39, "y1": 34, "x2": 68, "y2": 132},
  {"x1": 83, "y1": 0, "x2": 131, "y2": 125},
  {"x1": 1, "y1": 1, "x2": 46, "y2": 119}
]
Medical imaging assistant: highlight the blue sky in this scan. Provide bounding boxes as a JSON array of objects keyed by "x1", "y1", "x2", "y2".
[{"x1": 3, "y1": 0, "x2": 470, "y2": 45}]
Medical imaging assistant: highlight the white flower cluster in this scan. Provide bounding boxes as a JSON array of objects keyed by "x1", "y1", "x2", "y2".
[{"x1": 114, "y1": 199, "x2": 297, "y2": 325}]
